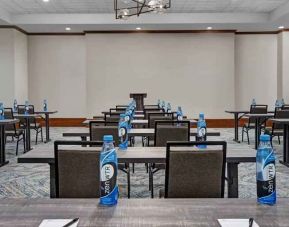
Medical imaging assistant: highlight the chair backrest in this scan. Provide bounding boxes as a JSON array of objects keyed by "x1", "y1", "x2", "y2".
[
  {"x1": 165, "y1": 141, "x2": 227, "y2": 198},
  {"x1": 110, "y1": 108, "x2": 125, "y2": 114},
  {"x1": 54, "y1": 140, "x2": 103, "y2": 198},
  {"x1": 273, "y1": 110, "x2": 289, "y2": 131},
  {"x1": 148, "y1": 112, "x2": 173, "y2": 128},
  {"x1": 104, "y1": 113, "x2": 120, "y2": 125},
  {"x1": 17, "y1": 105, "x2": 36, "y2": 125},
  {"x1": 154, "y1": 120, "x2": 190, "y2": 146},
  {"x1": 144, "y1": 108, "x2": 164, "y2": 119},
  {"x1": 282, "y1": 105, "x2": 289, "y2": 110},
  {"x1": 4, "y1": 108, "x2": 16, "y2": 132},
  {"x1": 248, "y1": 105, "x2": 268, "y2": 124},
  {"x1": 89, "y1": 121, "x2": 119, "y2": 146}
]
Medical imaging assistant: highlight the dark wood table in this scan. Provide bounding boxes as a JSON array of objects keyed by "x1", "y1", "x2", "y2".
[
  {"x1": 0, "y1": 119, "x2": 19, "y2": 167},
  {"x1": 130, "y1": 93, "x2": 147, "y2": 111},
  {"x1": 14, "y1": 114, "x2": 41, "y2": 151},
  {"x1": 35, "y1": 111, "x2": 58, "y2": 143},
  {"x1": 244, "y1": 113, "x2": 275, "y2": 149},
  {"x1": 225, "y1": 110, "x2": 249, "y2": 143},
  {"x1": 272, "y1": 119, "x2": 289, "y2": 167},
  {"x1": 18, "y1": 146, "x2": 255, "y2": 198},
  {"x1": 1, "y1": 198, "x2": 288, "y2": 226}
]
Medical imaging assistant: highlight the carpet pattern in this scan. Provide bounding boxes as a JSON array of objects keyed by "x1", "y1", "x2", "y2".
[{"x1": 1, "y1": 127, "x2": 289, "y2": 199}]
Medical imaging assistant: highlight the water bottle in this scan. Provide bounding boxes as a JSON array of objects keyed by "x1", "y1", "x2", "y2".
[
  {"x1": 256, "y1": 134, "x2": 276, "y2": 205},
  {"x1": 43, "y1": 99, "x2": 48, "y2": 112},
  {"x1": 252, "y1": 98, "x2": 257, "y2": 106},
  {"x1": 118, "y1": 114, "x2": 128, "y2": 150},
  {"x1": 167, "y1": 103, "x2": 172, "y2": 113},
  {"x1": 197, "y1": 113, "x2": 207, "y2": 149},
  {"x1": 176, "y1": 106, "x2": 183, "y2": 121},
  {"x1": 161, "y1": 101, "x2": 166, "y2": 110},
  {"x1": 0, "y1": 103, "x2": 4, "y2": 120},
  {"x1": 100, "y1": 135, "x2": 118, "y2": 206},
  {"x1": 13, "y1": 99, "x2": 18, "y2": 112},
  {"x1": 24, "y1": 101, "x2": 29, "y2": 115},
  {"x1": 125, "y1": 110, "x2": 132, "y2": 129}
]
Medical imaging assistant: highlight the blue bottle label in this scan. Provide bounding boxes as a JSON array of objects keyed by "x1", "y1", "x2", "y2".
[
  {"x1": 100, "y1": 161, "x2": 117, "y2": 198},
  {"x1": 257, "y1": 160, "x2": 276, "y2": 199}
]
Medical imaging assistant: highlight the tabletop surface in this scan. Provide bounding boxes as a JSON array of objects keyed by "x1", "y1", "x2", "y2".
[
  {"x1": 14, "y1": 113, "x2": 41, "y2": 118},
  {"x1": 0, "y1": 119, "x2": 19, "y2": 125},
  {"x1": 225, "y1": 110, "x2": 250, "y2": 114},
  {"x1": 244, "y1": 113, "x2": 275, "y2": 117},
  {"x1": 35, "y1": 111, "x2": 58, "y2": 114},
  {"x1": 18, "y1": 146, "x2": 256, "y2": 164},
  {"x1": 0, "y1": 198, "x2": 288, "y2": 227},
  {"x1": 271, "y1": 118, "x2": 289, "y2": 124}
]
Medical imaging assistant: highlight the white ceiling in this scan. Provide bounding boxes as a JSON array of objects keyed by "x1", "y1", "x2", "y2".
[
  {"x1": 1, "y1": 0, "x2": 289, "y2": 32},
  {"x1": 0, "y1": 0, "x2": 288, "y2": 14}
]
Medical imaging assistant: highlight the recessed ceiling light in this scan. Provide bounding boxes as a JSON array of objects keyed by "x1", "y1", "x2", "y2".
[
  {"x1": 279, "y1": 26, "x2": 285, "y2": 29},
  {"x1": 207, "y1": 27, "x2": 213, "y2": 30},
  {"x1": 43, "y1": 0, "x2": 50, "y2": 2},
  {"x1": 65, "y1": 27, "x2": 71, "y2": 31},
  {"x1": 136, "y1": 27, "x2": 142, "y2": 30}
]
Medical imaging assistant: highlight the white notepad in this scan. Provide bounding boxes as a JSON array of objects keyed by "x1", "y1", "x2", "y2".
[
  {"x1": 39, "y1": 219, "x2": 79, "y2": 227},
  {"x1": 218, "y1": 219, "x2": 259, "y2": 227}
]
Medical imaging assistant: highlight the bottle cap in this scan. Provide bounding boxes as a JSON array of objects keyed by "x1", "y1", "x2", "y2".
[
  {"x1": 260, "y1": 134, "x2": 270, "y2": 142},
  {"x1": 199, "y1": 112, "x2": 204, "y2": 118},
  {"x1": 103, "y1": 135, "x2": 113, "y2": 142}
]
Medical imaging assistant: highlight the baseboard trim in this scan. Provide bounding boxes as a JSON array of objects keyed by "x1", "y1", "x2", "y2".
[{"x1": 41, "y1": 118, "x2": 251, "y2": 128}]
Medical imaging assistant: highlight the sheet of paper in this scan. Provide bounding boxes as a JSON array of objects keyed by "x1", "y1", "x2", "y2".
[
  {"x1": 39, "y1": 219, "x2": 79, "y2": 227},
  {"x1": 218, "y1": 219, "x2": 259, "y2": 227}
]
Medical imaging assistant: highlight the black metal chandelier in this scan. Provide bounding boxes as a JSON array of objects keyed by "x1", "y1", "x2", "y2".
[{"x1": 114, "y1": 0, "x2": 171, "y2": 20}]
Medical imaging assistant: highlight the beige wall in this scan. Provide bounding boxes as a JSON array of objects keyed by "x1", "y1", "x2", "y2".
[
  {"x1": 2, "y1": 29, "x2": 288, "y2": 118},
  {"x1": 28, "y1": 35, "x2": 86, "y2": 117},
  {"x1": 0, "y1": 29, "x2": 28, "y2": 106},
  {"x1": 235, "y1": 34, "x2": 278, "y2": 110},
  {"x1": 86, "y1": 33, "x2": 235, "y2": 118}
]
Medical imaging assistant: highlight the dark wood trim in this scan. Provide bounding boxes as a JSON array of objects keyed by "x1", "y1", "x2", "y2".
[
  {"x1": 236, "y1": 31, "x2": 278, "y2": 35},
  {"x1": 28, "y1": 32, "x2": 85, "y2": 36},
  {"x1": 0, "y1": 25, "x2": 28, "y2": 35},
  {"x1": 84, "y1": 30, "x2": 237, "y2": 34}
]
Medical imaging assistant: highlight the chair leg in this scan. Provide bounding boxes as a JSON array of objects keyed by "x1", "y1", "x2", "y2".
[
  {"x1": 127, "y1": 167, "x2": 130, "y2": 199},
  {"x1": 149, "y1": 164, "x2": 154, "y2": 198},
  {"x1": 278, "y1": 136, "x2": 281, "y2": 145},
  {"x1": 132, "y1": 163, "x2": 135, "y2": 173},
  {"x1": 35, "y1": 129, "x2": 38, "y2": 145},
  {"x1": 242, "y1": 128, "x2": 244, "y2": 142},
  {"x1": 41, "y1": 128, "x2": 43, "y2": 142},
  {"x1": 246, "y1": 130, "x2": 250, "y2": 145},
  {"x1": 23, "y1": 134, "x2": 26, "y2": 152},
  {"x1": 16, "y1": 138, "x2": 19, "y2": 156}
]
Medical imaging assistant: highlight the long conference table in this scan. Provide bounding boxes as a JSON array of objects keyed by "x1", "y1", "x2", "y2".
[
  {"x1": 0, "y1": 198, "x2": 288, "y2": 226},
  {"x1": 18, "y1": 146, "x2": 255, "y2": 199}
]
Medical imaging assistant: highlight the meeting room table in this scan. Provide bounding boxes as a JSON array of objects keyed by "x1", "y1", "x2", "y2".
[
  {"x1": 272, "y1": 118, "x2": 289, "y2": 167},
  {"x1": 244, "y1": 113, "x2": 275, "y2": 149},
  {"x1": 18, "y1": 146, "x2": 255, "y2": 198},
  {"x1": 35, "y1": 111, "x2": 58, "y2": 143},
  {"x1": 0, "y1": 198, "x2": 289, "y2": 226},
  {"x1": 0, "y1": 119, "x2": 19, "y2": 167}
]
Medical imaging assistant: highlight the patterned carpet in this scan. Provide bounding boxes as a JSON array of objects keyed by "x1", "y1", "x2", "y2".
[{"x1": 1, "y1": 127, "x2": 289, "y2": 199}]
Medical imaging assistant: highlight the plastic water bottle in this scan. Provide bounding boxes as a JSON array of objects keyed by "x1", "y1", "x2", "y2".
[
  {"x1": 118, "y1": 114, "x2": 128, "y2": 150},
  {"x1": 197, "y1": 113, "x2": 207, "y2": 149},
  {"x1": 24, "y1": 101, "x2": 29, "y2": 115},
  {"x1": 275, "y1": 100, "x2": 280, "y2": 108},
  {"x1": 252, "y1": 98, "x2": 257, "y2": 106},
  {"x1": 256, "y1": 134, "x2": 276, "y2": 205},
  {"x1": 161, "y1": 101, "x2": 166, "y2": 110},
  {"x1": 125, "y1": 110, "x2": 132, "y2": 129},
  {"x1": 177, "y1": 106, "x2": 183, "y2": 121},
  {"x1": 166, "y1": 103, "x2": 170, "y2": 112},
  {"x1": 0, "y1": 103, "x2": 4, "y2": 120},
  {"x1": 43, "y1": 99, "x2": 48, "y2": 112},
  {"x1": 100, "y1": 135, "x2": 118, "y2": 206},
  {"x1": 13, "y1": 99, "x2": 18, "y2": 112}
]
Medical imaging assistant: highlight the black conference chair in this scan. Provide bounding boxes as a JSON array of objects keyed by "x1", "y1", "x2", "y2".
[
  {"x1": 54, "y1": 140, "x2": 102, "y2": 198},
  {"x1": 17, "y1": 105, "x2": 43, "y2": 144},
  {"x1": 242, "y1": 105, "x2": 268, "y2": 144},
  {"x1": 162, "y1": 141, "x2": 226, "y2": 198},
  {"x1": 4, "y1": 108, "x2": 26, "y2": 155},
  {"x1": 149, "y1": 120, "x2": 190, "y2": 198}
]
